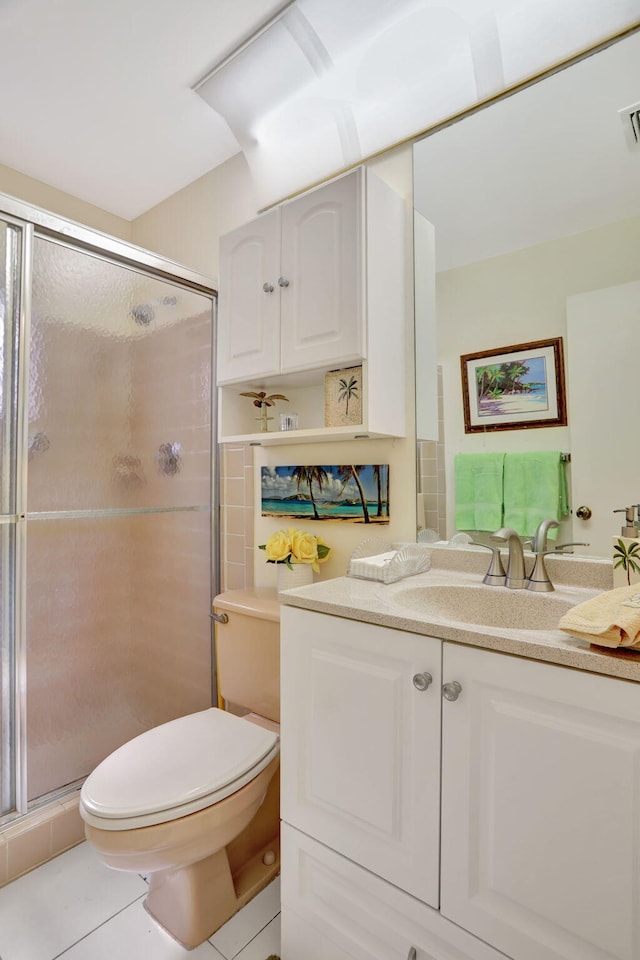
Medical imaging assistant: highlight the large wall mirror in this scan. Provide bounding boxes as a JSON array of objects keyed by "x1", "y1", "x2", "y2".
[{"x1": 413, "y1": 30, "x2": 640, "y2": 559}]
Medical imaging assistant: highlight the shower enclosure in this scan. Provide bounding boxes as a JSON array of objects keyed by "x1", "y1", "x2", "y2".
[{"x1": 0, "y1": 198, "x2": 217, "y2": 823}]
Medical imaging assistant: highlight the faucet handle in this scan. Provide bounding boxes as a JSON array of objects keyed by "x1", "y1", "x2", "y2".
[
  {"x1": 469, "y1": 540, "x2": 506, "y2": 586},
  {"x1": 545, "y1": 541, "x2": 589, "y2": 555},
  {"x1": 532, "y1": 518, "x2": 560, "y2": 553}
]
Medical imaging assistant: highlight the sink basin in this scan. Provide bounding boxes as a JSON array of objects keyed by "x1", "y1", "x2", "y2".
[{"x1": 393, "y1": 584, "x2": 575, "y2": 631}]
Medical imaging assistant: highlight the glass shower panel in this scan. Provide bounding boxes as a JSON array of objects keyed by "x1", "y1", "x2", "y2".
[
  {"x1": 0, "y1": 527, "x2": 16, "y2": 817},
  {"x1": 29, "y1": 238, "x2": 212, "y2": 514},
  {"x1": 0, "y1": 220, "x2": 21, "y2": 516},
  {"x1": 25, "y1": 237, "x2": 213, "y2": 804},
  {"x1": 0, "y1": 218, "x2": 21, "y2": 819},
  {"x1": 26, "y1": 509, "x2": 212, "y2": 802}
]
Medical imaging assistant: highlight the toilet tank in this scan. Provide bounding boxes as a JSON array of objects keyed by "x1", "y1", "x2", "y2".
[{"x1": 213, "y1": 589, "x2": 280, "y2": 723}]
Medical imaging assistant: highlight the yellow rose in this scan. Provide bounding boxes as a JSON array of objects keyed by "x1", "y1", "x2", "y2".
[
  {"x1": 264, "y1": 530, "x2": 292, "y2": 563},
  {"x1": 290, "y1": 530, "x2": 319, "y2": 569}
]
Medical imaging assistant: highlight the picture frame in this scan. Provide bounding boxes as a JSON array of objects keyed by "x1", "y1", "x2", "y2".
[
  {"x1": 460, "y1": 337, "x2": 567, "y2": 433},
  {"x1": 261, "y1": 464, "x2": 390, "y2": 523},
  {"x1": 324, "y1": 365, "x2": 363, "y2": 427}
]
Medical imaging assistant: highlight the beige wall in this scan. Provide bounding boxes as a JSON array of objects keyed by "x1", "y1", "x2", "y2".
[
  {"x1": 0, "y1": 161, "x2": 131, "y2": 240},
  {"x1": 131, "y1": 153, "x2": 259, "y2": 281}
]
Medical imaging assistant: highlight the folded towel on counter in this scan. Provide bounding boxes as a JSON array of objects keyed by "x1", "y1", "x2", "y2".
[
  {"x1": 454, "y1": 452, "x2": 504, "y2": 532},
  {"x1": 558, "y1": 584, "x2": 640, "y2": 649},
  {"x1": 503, "y1": 451, "x2": 568, "y2": 539}
]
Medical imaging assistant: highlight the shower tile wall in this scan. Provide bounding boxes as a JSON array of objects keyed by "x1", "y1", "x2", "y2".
[
  {"x1": 418, "y1": 367, "x2": 446, "y2": 538},
  {"x1": 220, "y1": 444, "x2": 254, "y2": 591}
]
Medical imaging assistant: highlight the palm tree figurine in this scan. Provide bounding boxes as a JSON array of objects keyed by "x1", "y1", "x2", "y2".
[{"x1": 239, "y1": 391, "x2": 288, "y2": 432}]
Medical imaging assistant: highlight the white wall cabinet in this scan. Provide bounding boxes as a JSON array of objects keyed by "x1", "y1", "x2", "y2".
[
  {"x1": 281, "y1": 605, "x2": 640, "y2": 960},
  {"x1": 217, "y1": 209, "x2": 281, "y2": 382},
  {"x1": 217, "y1": 167, "x2": 406, "y2": 444}
]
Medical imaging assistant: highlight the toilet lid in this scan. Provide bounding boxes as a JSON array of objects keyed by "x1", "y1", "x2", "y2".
[{"x1": 80, "y1": 708, "x2": 279, "y2": 824}]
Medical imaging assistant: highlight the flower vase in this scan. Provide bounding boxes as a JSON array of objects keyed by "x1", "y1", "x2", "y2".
[{"x1": 277, "y1": 563, "x2": 314, "y2": 591}]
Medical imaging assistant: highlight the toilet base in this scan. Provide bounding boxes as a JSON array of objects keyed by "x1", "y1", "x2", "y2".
[{"x1": 145, "y1": 835, "x2": 280, "y2": 949}]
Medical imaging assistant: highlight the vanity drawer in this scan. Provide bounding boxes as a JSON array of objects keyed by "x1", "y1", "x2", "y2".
[{"x1": 281, "y1": 823, "x2": 508, "y2": 960}]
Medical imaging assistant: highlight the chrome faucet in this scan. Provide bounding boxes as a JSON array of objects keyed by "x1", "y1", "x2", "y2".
[{"x1": 490, "y1": 527, "x2": 528, "y2": 589}]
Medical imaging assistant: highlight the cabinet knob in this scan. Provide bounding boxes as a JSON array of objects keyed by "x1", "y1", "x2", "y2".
[
  {"x1": 277, "y1": 276, "x2": 290, "y2": 288},
  {"x1": 412, "y1": 672, "x2": 433, "y2": 692},
  {"x1": 442, "y1": 680, "x2": 462, "y2": 701},
  {"x1": 262, "y1": 282, "x2": 274, "y2": 293}
]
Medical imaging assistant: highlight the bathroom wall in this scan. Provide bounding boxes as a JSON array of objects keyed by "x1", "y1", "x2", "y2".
[
  {"x1": 0, "y1": 160, "x2": 131, "y2": 239},
  {"x1": 437, "y1": 213, "x2": 640, "y2": 540},
  {"x1": 131, "y1": 153, "x2": 258, "y2": 281}
]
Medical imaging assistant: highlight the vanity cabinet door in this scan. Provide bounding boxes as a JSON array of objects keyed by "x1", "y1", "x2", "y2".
[
  {"x1": 217, "y1": 209, "x2": 281, "y2": 384},
  {"x1": 281, "y1": 606, "x2": 442, "y2": 908},
  {"x1": 441, "y1": 642, "x2": 640, "y2": 960}
]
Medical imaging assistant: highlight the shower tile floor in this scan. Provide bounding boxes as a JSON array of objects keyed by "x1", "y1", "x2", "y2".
[{"x1": 0, "y1": 843, "x2": 281, "y2": 960}]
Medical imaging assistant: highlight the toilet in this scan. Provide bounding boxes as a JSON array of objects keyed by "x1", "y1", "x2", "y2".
[{"x1": 79, "y1": 589, "x2": 281, "y2": 949}]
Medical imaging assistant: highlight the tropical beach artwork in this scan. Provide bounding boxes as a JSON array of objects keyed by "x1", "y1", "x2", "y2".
[
  {"x1": 261, "y1": 464, "x2": 390, "y2": 523},
  {"x1": 461, "y1": 337, "x2": 567, "y2": 434}
]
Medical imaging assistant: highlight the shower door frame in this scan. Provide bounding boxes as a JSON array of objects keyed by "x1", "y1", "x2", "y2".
[{"x1": 0, "y1": 192, "x2": 219, "y2": 825}]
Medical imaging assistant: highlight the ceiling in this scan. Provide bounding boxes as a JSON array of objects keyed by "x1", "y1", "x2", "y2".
[
  {"x1": 413, "y1": 29, "x2": 640, "y2": 271},
  {"x1": 0, "y1": 0, "x2": 639, "y2": 221}
]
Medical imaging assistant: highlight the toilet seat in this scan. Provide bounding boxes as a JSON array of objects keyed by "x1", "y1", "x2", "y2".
[{"x1": 80, "y1": 708, "x2": 279, "y2": 831}]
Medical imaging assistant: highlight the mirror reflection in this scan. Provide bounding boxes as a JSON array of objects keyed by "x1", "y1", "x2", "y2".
[{"x1": 413, "y1": 31, "x2": 640, "y2": 559}]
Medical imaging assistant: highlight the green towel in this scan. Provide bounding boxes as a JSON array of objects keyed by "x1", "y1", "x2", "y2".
[
  {"x1": 454, "y1": 453, "x2": 505, "y2": 532},
  {"x1": 503, "y1": 451, "x2": 569, "y2": 538}
]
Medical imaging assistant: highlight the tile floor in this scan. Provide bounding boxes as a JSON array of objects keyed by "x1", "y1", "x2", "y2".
[{"x1": 0, "y1": 842, "x2": 280, "y2": 960}]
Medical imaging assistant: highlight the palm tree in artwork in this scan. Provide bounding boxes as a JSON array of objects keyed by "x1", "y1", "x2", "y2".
[
  {"x1": 290, "y1": 465, "x2": 329, "y2": 521},
  {"x1": 338, "y1": 374, "x2": 359, "y2": 416},
  {"x1": 372, "y1": 465, "x2": 388, "y2": 517},
  {"x1": 337, "y1": 465, "x2": 370, "y2": 523}
]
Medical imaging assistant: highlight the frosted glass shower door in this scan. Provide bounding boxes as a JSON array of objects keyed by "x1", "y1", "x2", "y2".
[
  {"x1": 0, "y1": 218, "x2": 22, "y2": 818},
  {"x1": 26, "y1": 238, "x2": 214, "y2": 802}
]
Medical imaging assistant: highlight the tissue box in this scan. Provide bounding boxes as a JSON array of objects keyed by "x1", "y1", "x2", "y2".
[
  {"x1": 349, "y1": 551, "x2": 397, "y2": 580},
  {"x1": 347, "y1": 543, "x2": 431, "y2": 584},
  {"x1": 613, "y1": 536, "x2": 640, "y2": 587}
]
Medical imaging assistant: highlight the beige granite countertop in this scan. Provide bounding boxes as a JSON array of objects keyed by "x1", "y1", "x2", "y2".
[{"x1": 278, "y1": 546, "x2": 640, "y2": 684}]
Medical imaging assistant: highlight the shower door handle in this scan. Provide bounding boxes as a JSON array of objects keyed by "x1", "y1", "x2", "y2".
[{"x1": 210, "y1": 611, "x2": 229, "y2": 624}]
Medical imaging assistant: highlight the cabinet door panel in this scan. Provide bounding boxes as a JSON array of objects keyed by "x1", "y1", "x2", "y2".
[
  {"x1": 281, "y1": 606, "x2": 441, "y2": 907},
  {"x1": 217, "y1": 210, "x2": 280, "y2": 383},
  {"x1": 281, "y1": 824, "x2": 507, "y2": 960},
  {"x1": 280, "y1": 170, "x2": 363, "y2": 372},
  {"x1": 441, "y1": 643, "x2": 640, "y2": 960}
]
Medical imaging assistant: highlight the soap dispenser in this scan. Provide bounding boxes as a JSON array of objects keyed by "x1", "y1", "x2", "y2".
[{"x1": 614, "y1": 505, "x2": 640, "y2": 537}]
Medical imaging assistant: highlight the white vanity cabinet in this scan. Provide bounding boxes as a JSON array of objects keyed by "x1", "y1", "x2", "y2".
[
  {"x1": 441, "y1": 642, "x2": 640, "y2": 960},
  {"x1": 217, "y1": 167, "x2": 406, "y2": 444},
  {"x1": 281, "y1": 603, "x2": 640, "y2": 960}
]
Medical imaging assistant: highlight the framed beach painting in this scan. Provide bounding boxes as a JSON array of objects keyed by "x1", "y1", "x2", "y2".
[
  {"x1": 261, "y1": 464, "x2": 390, "y2": 524},
  {"x1": 460, "y1": 337, "x2": 567, "y2": 433}
]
